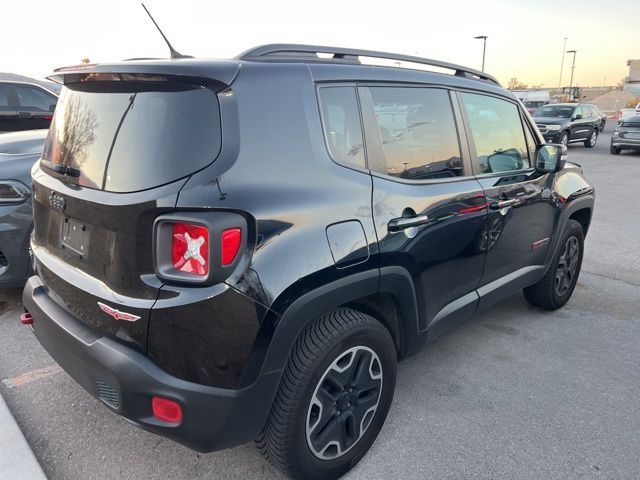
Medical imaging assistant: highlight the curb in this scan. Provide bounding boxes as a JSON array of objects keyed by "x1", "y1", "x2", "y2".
[{"x1": 0, "y1": 390, "x2": 47, "y2": 480}]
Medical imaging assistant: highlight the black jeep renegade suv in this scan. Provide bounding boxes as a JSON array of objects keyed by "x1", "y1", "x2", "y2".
[{"x1": 22, "y1": 45, "x2": 594, "y2": 479}]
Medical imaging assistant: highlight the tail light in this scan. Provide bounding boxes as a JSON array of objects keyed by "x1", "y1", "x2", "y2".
[
  {"x1": 154, "y1": 212, "x2": 248, "y2": 284},
  {"x1": 221, "y1": 228, "x2": 241, "y2": 265},
  {"x1": 171, "y1": 223, "x2": 209, "y2": 277}
]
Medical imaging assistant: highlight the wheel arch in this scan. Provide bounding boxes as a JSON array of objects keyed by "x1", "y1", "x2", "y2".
[
  {"x1": 569, "y1": 207, "x2": 592, "y2": 236},
  {"x1": 545, "y1": 193, "x2": 594, "y2": 272},
  {"x1": 260, "y1": 266, "x2": 421, "y2": 376}
]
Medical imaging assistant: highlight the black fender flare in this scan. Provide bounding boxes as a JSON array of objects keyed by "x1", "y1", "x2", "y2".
[
  {"x1": 260, "y1": 266, "x2": 420, "y2": 375},
  {"x1": 545, "y1": 193, "x2": 594, "y2": 271}
]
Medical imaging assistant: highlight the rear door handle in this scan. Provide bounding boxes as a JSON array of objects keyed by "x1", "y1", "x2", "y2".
[
  {"x1": 18, "y1": 112, "x2": 32, "y2": 119},
  {"x1": 388, "y1": 214, "x2": 430, "y2": 232},
  {"x1": 489, "y1": 198, "x2": 517, "y2": 210}
]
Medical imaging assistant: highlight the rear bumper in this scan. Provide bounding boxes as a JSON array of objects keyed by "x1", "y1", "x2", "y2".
[
  {"x1": 611, "y1": 137, "x2": 640, "y2": 149},
  {"x1": 22, "y1": 275, "x2": 282, "y2": 452}
]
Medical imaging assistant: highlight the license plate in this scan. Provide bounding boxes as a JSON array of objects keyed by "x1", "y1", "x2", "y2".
[{"x1": 61, "y1": 218, "x2": 89, "y2": 257}]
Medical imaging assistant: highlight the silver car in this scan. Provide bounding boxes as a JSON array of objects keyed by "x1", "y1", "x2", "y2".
[{"x1": 0, "y1": 129, "x2": 47, "y2": 287}]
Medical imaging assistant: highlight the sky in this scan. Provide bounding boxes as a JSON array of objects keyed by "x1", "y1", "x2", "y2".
[{"x1": 2, "y1": 0, "x2": 638, "y2": 88}]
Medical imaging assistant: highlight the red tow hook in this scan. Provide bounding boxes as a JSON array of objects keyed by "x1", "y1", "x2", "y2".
[{"x1": 20, "y1": 312, "x2": 34, "y2": 325}]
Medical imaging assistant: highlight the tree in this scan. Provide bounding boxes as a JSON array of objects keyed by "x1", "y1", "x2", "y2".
[
  {"x1": 626, "y1": 98, "x2": 640, "y2": 108},
  {"x1": 508, "y1": 77, "x2": 528, "y2": 90},
  {"x1": 81, "y1": 57, "x2": 91, "y2": 64}
]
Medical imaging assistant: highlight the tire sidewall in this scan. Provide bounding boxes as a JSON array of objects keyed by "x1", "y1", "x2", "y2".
[{"x1": 290, "y1": 323, "x2": 397, "y2": 479}]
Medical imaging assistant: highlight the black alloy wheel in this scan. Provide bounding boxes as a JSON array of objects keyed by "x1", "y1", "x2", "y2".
[
  {"x1": 524, "y1": 219, "x2": 584, "y2": 310},
  {"x1": 554, "y1": 236, "x2": 580, "y2": 297},
  {"x1": 306, "y1": 346, "x2": 383, "y2": 460}
]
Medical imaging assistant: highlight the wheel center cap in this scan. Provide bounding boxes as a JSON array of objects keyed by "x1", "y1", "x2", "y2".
[{"x1": 336, "y1": 392, "x2": 351, "y2": 411}]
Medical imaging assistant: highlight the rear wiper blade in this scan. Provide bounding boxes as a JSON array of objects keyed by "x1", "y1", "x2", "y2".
[{"x1": 41, "y1": 160, "x2": 81, "y2": 178}]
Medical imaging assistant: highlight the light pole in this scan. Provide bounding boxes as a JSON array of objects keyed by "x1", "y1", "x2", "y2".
[
  {"x1": 474, "y1": 35, "x2": 488, "y2": 72},
  {"x1": 566, "y1": 49, "x2": 577, "y2": 100},
  {"x1": 558, "y1": 37, "x2": 568, "y2": 87}
]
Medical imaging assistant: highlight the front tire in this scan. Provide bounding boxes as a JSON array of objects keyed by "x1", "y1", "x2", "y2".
[
  {"x1": 257, "y1": 309, "x2": 397, "y2": 480},
  {"x1": 559, "y1": 131, "x2": 569, "y2": 147},
  {"x1": 524, "y1": 219, "x2": 584, "y2": 310},
  {"x1": 584, "y1": 128, "x2": 598, "y2": 148},
  {"x1": 610, "y1": 146, "x2": 621, "y2": 155}
]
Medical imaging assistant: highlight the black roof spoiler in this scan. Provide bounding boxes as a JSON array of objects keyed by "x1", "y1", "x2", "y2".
[
  {"x1": 236, "y1": 44, "x2": 500, "y2": 86},
  {"x1": 46, "y1": 60, "x2": 240, "y2": 86}
]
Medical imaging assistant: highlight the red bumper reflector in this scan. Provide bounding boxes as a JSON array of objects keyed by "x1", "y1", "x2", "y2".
[
  {"x1": 20, "y1": 313, "x2": 33, "y2": 325},
  {"x1": 221, "y1": 228, "x2": 242, "y2": 265},
  {"x1": 152, "y1": 396, "x2": 183, "y2": 424}
]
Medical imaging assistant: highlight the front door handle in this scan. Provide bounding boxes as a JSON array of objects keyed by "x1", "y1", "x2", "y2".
[
  {"x1": 18, "y1": 112, "x2": 32, "y2": 119},
  {"x1": 489, "y1": 198, "x2": 517, "y2": 210},
  {"x1": 388, "y1": 214, "x2": 430, "y2": 232}
]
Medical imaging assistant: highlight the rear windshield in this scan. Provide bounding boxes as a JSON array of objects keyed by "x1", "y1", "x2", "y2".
[
  {"x1": 534, "y1": 105, "x2": 575, "y2": 118},
  {"x1": 41, "y1": 81, "x2": 221, "y2": 192},
  {"x1": 622, "y1": 115, "x2": 640, "y2": 126}
]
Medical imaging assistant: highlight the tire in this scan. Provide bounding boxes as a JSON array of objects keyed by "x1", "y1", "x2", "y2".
[
  {"x1": 559, "y1": 131, "x2": 569, "y2": 147},
  {"x1": 610, "y1": 146, "x2": 621, "y2": 155},
  {"x1": 257, "y1": 308, "x2": 397, "y2": 479},
  {"x1": 524, "y1": 219, "x2": 584, "y2": 310},
  {"x1": 584, "y1": 128, "x2": 598, "y2": 148}
]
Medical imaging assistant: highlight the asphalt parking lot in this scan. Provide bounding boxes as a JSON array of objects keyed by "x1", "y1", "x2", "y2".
[{"x1": 1, "y1": 124, "x2": 639, "y2": 480}]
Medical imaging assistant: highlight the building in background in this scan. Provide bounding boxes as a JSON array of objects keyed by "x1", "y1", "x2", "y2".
[{"x1": 624, "y1": 60, "x2": 640, "y2": 96}]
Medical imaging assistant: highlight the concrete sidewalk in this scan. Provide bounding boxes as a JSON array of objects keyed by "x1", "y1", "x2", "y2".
[{"x1": 0, "y1": 391, "x2": 46, "y2": 480}]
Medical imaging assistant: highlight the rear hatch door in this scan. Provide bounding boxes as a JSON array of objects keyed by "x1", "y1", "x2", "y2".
[{"x1": 31, "y1": 68, "x2": 231, "y2": 351}]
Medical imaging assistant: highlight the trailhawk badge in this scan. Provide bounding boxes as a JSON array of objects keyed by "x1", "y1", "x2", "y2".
[{"x1": 97, "y1": 302, "x2": 141, "y2": 322}]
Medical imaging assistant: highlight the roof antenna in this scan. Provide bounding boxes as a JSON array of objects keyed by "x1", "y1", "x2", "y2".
[{"x1": 141, "y1": 3, "x2": 192, "y2": 59}]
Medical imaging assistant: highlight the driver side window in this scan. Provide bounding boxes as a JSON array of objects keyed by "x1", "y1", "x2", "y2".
[{"x1": 461, "y1": 92, "x2": 531, "y2": 174}]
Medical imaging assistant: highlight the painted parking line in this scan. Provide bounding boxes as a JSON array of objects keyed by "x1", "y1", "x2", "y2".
[{"x1": 1, "y1": 364, "x2": 63, "y2": 389}]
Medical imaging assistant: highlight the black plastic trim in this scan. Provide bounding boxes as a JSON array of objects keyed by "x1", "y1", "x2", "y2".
[{"x1": 23, "y1": 275, "x2": 281, "y2": 452}]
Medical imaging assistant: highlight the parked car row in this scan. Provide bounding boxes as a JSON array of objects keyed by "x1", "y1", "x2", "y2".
[{"x1": 0, "y1": 80, "x2": 58, "y2": 133}]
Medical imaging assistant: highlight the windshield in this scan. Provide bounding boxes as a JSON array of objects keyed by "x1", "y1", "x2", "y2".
[
  {"x1": 524, "y1": 101, "x2": 545, "y2": 108},
  {"x1": 534, "y1": 105, "x2": 575, "y2": 118},
  {"x1": 41, "y1": 81, "x2": 221, "y2": 192}
]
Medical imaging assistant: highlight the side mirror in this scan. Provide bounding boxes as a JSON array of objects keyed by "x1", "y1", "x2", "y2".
[
  {"x1": 535, "y1": 144, "x2": 567, "y2": 173},
  {"x1": 572, "y1": 114, "x2": 582, "y2": 120}
]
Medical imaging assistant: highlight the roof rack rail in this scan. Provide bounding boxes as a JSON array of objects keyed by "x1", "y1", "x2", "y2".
[{"x1": 236, "y1": 44, "x2": 500, "y2": 86}]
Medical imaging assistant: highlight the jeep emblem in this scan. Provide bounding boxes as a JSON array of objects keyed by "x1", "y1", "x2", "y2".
[{"x1": 49, "y1": 191, "x2": 66, "y2": 213}]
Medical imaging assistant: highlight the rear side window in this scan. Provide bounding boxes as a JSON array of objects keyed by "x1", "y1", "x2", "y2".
[
  {"x1": 15, "y1": 85, "x2": 56, "y2": 112},
  {"x1": 367, "y1": 87, "x2": 462, "y2": 180},
  {"x1": 318, "y1": 86, "x2": 365, "y2": 168},
  {"x1": 42, "y1": 82, "x2": 221, "y2": 192},
  {"x1": 0, "y1": 85, "x2": 12, "y2": 110},
  {"x1": 461, "y1": 92, "x2": 530, "y2": 174}
]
